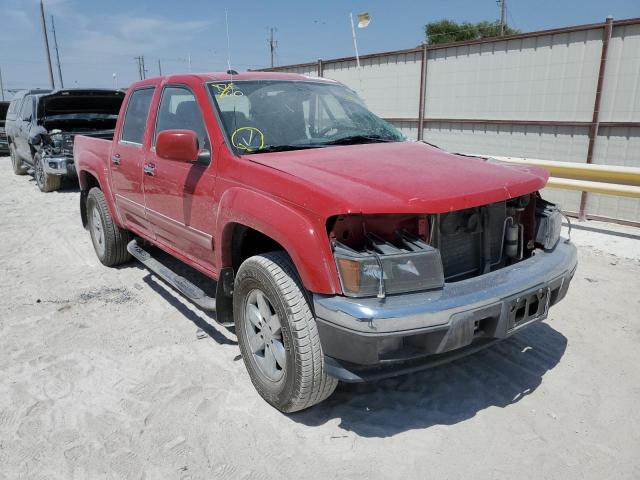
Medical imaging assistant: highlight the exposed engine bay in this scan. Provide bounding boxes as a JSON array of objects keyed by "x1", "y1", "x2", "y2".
[
  {"x1": 328, "y1": 193, "x2": 564, "y2": 298},
  {"x1": 28, "y1": 90, "x2": 124, "y2": 176}
]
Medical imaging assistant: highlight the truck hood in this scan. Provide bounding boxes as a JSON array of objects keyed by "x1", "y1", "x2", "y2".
[
  {"x1": 246, "y1": 141, "x2": 549, "y2": 215},
  {"x1": 37, "y1": 89, "x2": 124, "y2": 119}
]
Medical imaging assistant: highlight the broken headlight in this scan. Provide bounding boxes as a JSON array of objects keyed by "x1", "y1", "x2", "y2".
[
  {"x1": 49, "y1": 130, "x2": 63, "y2": 154},
  {"x1": 333, "y1": 232, "x2": 444, "y2": 298},
  {"x1": 535, "y1": 199, "x2": 563, "y2": 250}
]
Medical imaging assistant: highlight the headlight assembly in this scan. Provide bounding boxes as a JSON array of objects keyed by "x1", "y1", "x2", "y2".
[
  {"x1": 333, "y1": 231, "x2": 444, "y2": 298},
  {"x1": 535, "y1": 200, "x2": 563, "y2": 250}
]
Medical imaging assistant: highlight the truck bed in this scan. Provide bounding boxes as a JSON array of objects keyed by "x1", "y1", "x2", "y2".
[{"x1": 73, "y1": 134, "x2": 112, "y2": 167}]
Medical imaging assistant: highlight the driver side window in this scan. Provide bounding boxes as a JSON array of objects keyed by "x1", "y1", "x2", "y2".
[
  {"x1": 155, "y1": 86, "x2": 210, "y2": 162},
  {"x1": 19, "y1": 97, "x2": 32, "y2": 121}
]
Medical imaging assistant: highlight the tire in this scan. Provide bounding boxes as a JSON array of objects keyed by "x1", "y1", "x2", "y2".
[
  {"x1": 10, "y1": 143, "x2": 27, "y2": 176},
  {"x1": 34, "y1": 153, "x2": 62, "y2": 192},
  {"x1": 234, "y1": 252, "x2": 337, "y2": 412},
  {"x1": 86, "y1": 187, "x2": 131, "y2": 266}
]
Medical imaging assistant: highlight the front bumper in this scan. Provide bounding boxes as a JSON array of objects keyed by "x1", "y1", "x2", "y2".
[
  {"x1": 314, "y1": 239, "x2": 578, "y2": 382},
  {"x1": 42, "y1": 155, "x2": 76, "y2": 176}
]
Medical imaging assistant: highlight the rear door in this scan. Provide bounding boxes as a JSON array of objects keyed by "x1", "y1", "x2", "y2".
[
  {"x1": 143, "y1": 84, "x2": 217, "y2": 272},
  {"x1": 110, "y1": 86, "x2": 155, "y2": 236}
]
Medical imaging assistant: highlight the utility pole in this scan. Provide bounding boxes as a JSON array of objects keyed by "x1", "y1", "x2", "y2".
[
  {"x1": 498, "y1": 0, "x2": 507, "y2": 36},
  {"x1": 134, "y1": 56, "x2": 147, "y2": 80},
  {"x1": 157, "y1": 59, "x2": 162, "y2": 76},
  {"x1": 188, "y1": 53, "x2": 192, "y2": 72},
  {"x1": 39, "y1": 0, "x2": 55, "y2": 88},
  {"x1": 0, "y1": 66, "x2": 5, "y2": 101},
  {"x1": 268, "y1": 27, "x2": 278, "y2": 68},
  {"x1": 50, "y1": 15, "x2": 64, "y2": 88},
  {"x1": 134, "y1": 56, "x2": 143, "y2": 80}
]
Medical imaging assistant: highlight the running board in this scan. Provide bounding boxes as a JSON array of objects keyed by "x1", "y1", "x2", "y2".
[{"x1": 127, "y1": 239, "x2": 217, "y2": 311}]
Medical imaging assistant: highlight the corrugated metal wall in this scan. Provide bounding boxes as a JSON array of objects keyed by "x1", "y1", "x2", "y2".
[{"x1": 261, "y1": 18, "x2": 640, "y2": 224}]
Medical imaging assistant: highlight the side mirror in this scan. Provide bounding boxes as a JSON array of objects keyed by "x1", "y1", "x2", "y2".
[{"x1": 156, "y1": 129, "x2": 199, "y2": 163}]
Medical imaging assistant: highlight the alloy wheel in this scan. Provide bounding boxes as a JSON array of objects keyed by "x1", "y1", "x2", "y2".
[{"x1": 243, "y1": 289, "x2": 286, "y2": 382}]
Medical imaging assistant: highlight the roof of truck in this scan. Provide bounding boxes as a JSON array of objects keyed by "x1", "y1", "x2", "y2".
[{"x1": 132, "y1": 71, "x2": 337, "y2": 87}]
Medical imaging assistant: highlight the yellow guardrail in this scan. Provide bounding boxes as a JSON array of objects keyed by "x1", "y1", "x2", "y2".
[{"x1": 470, "y1": 154, "x2": 640, "y2": 198}]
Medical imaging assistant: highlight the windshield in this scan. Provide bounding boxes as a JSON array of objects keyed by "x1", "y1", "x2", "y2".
[{"x1": 207, "y1": 80, "x2": 404, "y2": 153}]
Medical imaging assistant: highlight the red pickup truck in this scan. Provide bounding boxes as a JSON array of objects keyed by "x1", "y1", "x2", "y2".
[{"x1": 74, "y1": 72, "x2": 577, "y2": 412}]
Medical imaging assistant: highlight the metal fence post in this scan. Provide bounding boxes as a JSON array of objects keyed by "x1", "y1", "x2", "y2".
[
  {"x1": 579, "y1": 16, "x2": 614, "y2": 219},
  {"x1": 417, "y1": 44, "x2": 427, "y2": 140}
]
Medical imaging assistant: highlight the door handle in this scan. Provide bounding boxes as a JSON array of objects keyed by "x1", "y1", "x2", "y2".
[
  {"x1": 143, "y1": 163, "x2": 156, "y2": 176},
  {"x1": 111, "y1": 154, "x2": 121, "y2": 165}
]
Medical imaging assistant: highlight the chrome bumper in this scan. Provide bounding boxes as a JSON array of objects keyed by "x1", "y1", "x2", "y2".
[
  {"x1": 313, "y1": 239, "x2": 578, "y2": 375},
  {"x1": 43, "y1": 156, "x2": 75, "y2": 176}
]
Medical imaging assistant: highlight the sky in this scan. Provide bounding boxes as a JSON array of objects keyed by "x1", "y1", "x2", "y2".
[{"x1": 0, "y1": 0, "x2": 638, "y2": 98}]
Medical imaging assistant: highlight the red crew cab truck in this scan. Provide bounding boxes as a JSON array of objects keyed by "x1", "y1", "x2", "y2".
[{"x1": 74, "y1": 72, "x2": 577, "y2": 412}]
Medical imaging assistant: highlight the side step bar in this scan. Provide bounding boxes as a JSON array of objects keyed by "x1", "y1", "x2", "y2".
[{"x1": 127, "y1": 239, "x2": 217, "y2": 311}]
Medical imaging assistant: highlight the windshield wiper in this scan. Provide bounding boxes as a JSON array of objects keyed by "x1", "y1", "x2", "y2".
[
  {"x1": 247, "y1": 144, "x2": 324, "y2": 154},
  {"x1": 321, "y1": 134, "x2": 399, "y2": 146}
]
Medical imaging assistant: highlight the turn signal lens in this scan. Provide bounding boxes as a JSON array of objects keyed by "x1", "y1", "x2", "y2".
[{"x1": 336, "y1": 257, "x2": 362, "y2": 295}]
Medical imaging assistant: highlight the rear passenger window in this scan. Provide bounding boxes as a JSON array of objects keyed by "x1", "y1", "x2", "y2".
[{"x1": 120, "y1": 88, "x2": 154, "y2": 145}]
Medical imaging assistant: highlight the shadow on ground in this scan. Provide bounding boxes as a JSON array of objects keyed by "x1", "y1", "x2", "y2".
[
  {"x1": 24, "y1": 174, "x2": 81, "y2": 193},
  {"x1": 290, "y1": 322, "x2": 566, "y2": 437},
  {"x1": 131, "y1": 245, "x2": 237, "y2": 346}
]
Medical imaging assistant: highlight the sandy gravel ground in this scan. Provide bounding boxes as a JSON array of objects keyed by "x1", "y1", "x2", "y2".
[{"x1": 1, "y1": 156, "x2": 639, "y2": 480}]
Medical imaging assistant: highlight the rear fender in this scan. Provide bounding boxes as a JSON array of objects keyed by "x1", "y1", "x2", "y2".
[
  {"x1": 76, "y1": 152, "x2": 123, "y2": 228},
  {"x1": 216, "y1": 187, "x2": 341, "y2": 295}
]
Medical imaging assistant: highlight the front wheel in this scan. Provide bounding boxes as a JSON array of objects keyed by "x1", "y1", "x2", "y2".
[
  {"x1": 234, "y1": 252, "x2": 337, "y2": 412},
  {"x1": 10, "y1": 143, "x2": 27, "y2": 176},
  {"x1": 34, "y1": 153, "x2": 61, "y2": 192},
  {"x1": 86, "y1": 187, "x2": 131, "y2": 266}
]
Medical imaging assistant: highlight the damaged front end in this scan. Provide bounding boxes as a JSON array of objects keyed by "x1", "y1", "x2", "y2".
[
  {"x1": 36, "y1": 129, "x2": 77, "y2": 176},
  {"x1": 315, "y1": 192, "x2": 576, "y2": 381},
  {"x1": 31, "y1": 89, "x2": 124, "y2": 177},
  {"x1": 327, "y1": 193, "x2": 564, "y2": 298}
]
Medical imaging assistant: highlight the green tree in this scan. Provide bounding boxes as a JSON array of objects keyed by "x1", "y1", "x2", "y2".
[{"x1": 424, "y1": 19, "x2": 521, "y2": 45}]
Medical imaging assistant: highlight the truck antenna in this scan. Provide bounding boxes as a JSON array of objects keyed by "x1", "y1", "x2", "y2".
[{"x1": 225, "y1": 9, "x2": 234, "y2": 79}]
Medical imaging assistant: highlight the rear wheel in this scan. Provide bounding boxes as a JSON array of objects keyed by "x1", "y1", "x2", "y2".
[
  {"x1": 34, "y1": 153, "x2": 61, "y2": 192},
  {"x1": 87, "y1": 187, "x2": 131, "y2": 266},
  {"x1": 234, "y1": 252, "x2": 337, "y2": 412},
  {"x1": 10, "y1": 143, "x2": 27, "y2": 176}
]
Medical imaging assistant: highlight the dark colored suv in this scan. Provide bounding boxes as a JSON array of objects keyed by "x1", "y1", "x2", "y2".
[{"x1": 6, "y1": 88, "x2": 124, "y2": 192}]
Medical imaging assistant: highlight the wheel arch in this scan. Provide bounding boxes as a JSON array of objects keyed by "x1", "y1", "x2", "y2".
[
  {"x1": 216, "y1": 188, "x2": 341, "y2": 295},
  {"x1": 77, "y1": 166, "x2": 123, "y2": 229}
]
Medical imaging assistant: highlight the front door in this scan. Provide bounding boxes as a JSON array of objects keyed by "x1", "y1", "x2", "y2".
[
  {"x1": 16, "y1": 96, "x2": 33, "y2": 162},
  {"x1": 143, "y1": 85, "x2": 217, "y2": 273},
  {"x1": 110, "y1": 86, "x2": 155, "y2": 237}
]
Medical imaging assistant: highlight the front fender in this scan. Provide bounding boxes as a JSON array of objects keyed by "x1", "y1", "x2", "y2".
[{"x1": 216, "y1": 187, "x2": 341, "y2": 295}]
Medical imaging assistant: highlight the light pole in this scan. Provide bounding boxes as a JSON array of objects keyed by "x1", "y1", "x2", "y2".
[{"x1": 112, "y1": 73, "x2": 117, "y2": 89}]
